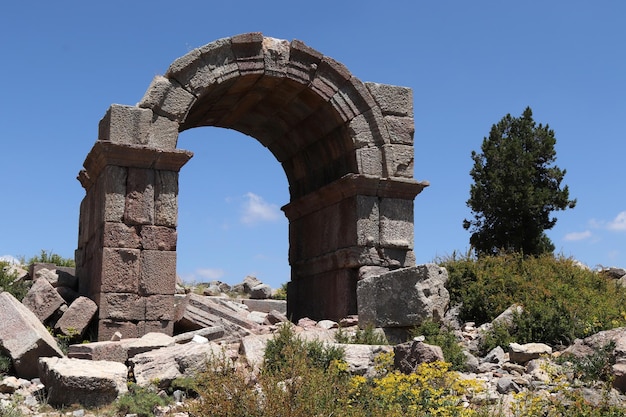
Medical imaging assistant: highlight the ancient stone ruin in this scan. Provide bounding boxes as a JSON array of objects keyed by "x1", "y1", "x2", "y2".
[{"x1": 75, "y1": 32, "x2": 428, "y2": 340}]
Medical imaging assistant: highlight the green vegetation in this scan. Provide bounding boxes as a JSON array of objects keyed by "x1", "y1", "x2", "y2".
[
  {"x1": 271, "y1": 283, "x2": 287, "y2": 300},
  {"x1": 263, "y1": 323, "x2": 345, "y2": 374},
  {"x1": 464, "y1": 107, "x2": 576, "y2": 256},
  {"x1": 114, "y1": 383, "x2": 170, "y2": 417},
  {"x1": 0, "y1": 260, "x2": 29, "y2": 301},
  {"x1": 563, "y1": 341, "x2": 617, "y2": 383},
  {"x1": 0, "y1": 352, "x2": 12, "y2": 376},
  {"x1": 27, "y1": 249, "x2": 75, "y2": 268},
  {"x1": 442, "y1": 252, "x2": 626, "y2": 347},
  {"x1": 335, "y1": 324, "x2": 388, "y2": 345},
  {"x1": 412, "y1": 319, "x2": 467, "y2": 371},
  {"x1": 189, "y1": 324, "x2": 482, "y2": 417}
]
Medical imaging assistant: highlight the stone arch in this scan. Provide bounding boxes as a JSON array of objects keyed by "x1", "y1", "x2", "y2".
[{"x1": 76, "y1": 33, "x2": 428, "y2": 340}]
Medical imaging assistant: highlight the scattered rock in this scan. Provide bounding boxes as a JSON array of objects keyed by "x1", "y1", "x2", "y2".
[
  {"x1": 508, "y1": 342, "x2": 552, "y2": 364},
  {"x1": 394, "y1": 340, "x2": 444, "y2": 374}
]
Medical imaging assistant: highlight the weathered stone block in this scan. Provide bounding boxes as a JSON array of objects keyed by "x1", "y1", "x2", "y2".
[
  {"x1": 98, "y1": 104, "x2": 152, "y2": 145},
  {"x1": 67, "y1": 340, "x2": 128, "y2": 362},
  {"x1": 22, "y1": 277, "x2": 66, "y2": 322},
  {"x1": 130, "y1": 342, "x2": 224, "y2": 389},
  {"x1": 379, "y1": 198, "x2": 414, "y2": 249},
  {"x1": 0, "y1": 293, "x2": 64, "y2": 379},
  {"x1": 39, "y1": 357, "x2": 128, "y2": 407},
  {"x1": 54, "y1": 296, "x2": 98, "y2": 337},
  {"x1": 356, "y1": 195, "x2": 379, "y2": 247},
  {"x1": 102, "y1": 166, "x2": 127, "y2": 223},
  {"x1": 102, "y1": 222, "x2": 141, "y2": 249},
  {"x1": 140, "y1": 250, "x2": 176, "y2": 295},
  {"x1": 101, "y1": 248, "x2": 140, "y2": 293},
  {"x1": 99, "y1": 292, "x2": 145, "y2": 321},
  {"x1": 145, "y1": 294, "x2": 175, "y2": 321},
  {"x1": 140, "y1": 225, "x2": 177, "y2": 251},
  {"x1": 262, "y1": 37, "x2": 290, "y2": 77},
  {"x1": 365, "y1": 83, "x2": 413, "y2": 117},
  {"x1": 124, "y1": 168, "x2": 155, "y2": 225},
  {"x1": 357, "y1": 264, "x2": 450, "y2": 328},
  {"x1": 138, "y1": 75, "x2": 196, "y2": 122},
  {"x1": 385, "y1": 115, "x2": 414, "y2": 145},
  {"x1": 98, "y1": 319, "x2": 140, "y2": 341},
  {"x1": 142, "y1": 320, "x2": 174, "y2": 336},
  {"x1": 154, "y1": 171, "x2": 179, "y2": 227},
  {"x1": 383, "y1": 143, "x2": 414, "y2": 178},
  {"x1": 147, "y1": 114, "x2": 179, "y2": 149},
  {"x1": 355, "y1": 146, "x2": 384, "y2": 176}
]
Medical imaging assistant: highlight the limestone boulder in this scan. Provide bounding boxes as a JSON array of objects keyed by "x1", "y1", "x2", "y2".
[
  {"x1": 0, "y1": 292, "x2": 64, "y2": 379},
  {"x1": 508, "y1": 342, "x2": 552, "y2": 364},
  {"x1": 39, "y1": 357, "x2": 128, "y2": 407},
  {"x1": 394, "y1": 340, "x2": 444, "y2": 374},
  {"x1": 338, "y1": 343, "x2": 393, "y2": 377},
  {"x1": 249, "y1": 283, "x2": 272, "y2": 299},
  {"x1": 130, "y1": 341, "x2": 226, "y2": 389},
  {"x1": 21, "y1": 278, "x2": 66, "y2": 323},
  {"x1": 357, "y1": 264, "x2": 450, "y2": 328}
]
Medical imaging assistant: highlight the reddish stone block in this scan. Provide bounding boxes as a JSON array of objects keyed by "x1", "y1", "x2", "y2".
[
  {"x1": 140, "y1": 226, "x2": 177, "y2": 251},
  {"x1": 145, "y1": 295, "x2": 175, "y2": 321},
  {"x1": 103, "y1": 222, "x2": 141, "y2": 248},
  {"x1": 141, "y1": 320, "x2": 174, "y2": 336},
  {"x1": 101, "y1": 248, "x2": 140, "y2": 293},
  {"x1": 140, "y1": 250, "x2": 176, "y2": 295},
  {"x1": 99, "y1": 292, "x2": 145, "y2": 320},
  {"x1": 124, "y1": 168, "x2": 155, "y2": 225},
  {"x1": 98, "y1": 319, "x2": 140, "y2": 341}
]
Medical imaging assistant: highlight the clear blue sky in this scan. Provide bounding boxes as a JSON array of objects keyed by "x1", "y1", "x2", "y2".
[{"x1": 1, "y1": 1, "x2": 624, "y2": 289}]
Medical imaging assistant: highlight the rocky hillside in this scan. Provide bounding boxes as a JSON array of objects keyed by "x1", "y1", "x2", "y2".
[{"x1": 1, "y1": 260, "x2": 626, "y2": 416}]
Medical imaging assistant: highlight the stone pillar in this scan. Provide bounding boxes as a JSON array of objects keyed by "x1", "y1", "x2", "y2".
[
  {"x1": 76, "y1": 141, "x2": 192, "y2": 340},
  {"x1": 282, "y1": 174, "x2": 427, "y2": 321}
]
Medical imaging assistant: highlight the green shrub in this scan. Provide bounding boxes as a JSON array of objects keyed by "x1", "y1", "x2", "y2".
[
  {"x1": 27, "y1": 249, "x2": 75, "y2": 268},
  {"x1": 263, "y1": 323, "x2": 344, "y2": 374},
  {"x1": 271, "y1": 283, "x2": 287, "y2": 300},
  {"x1": 0, "y1": 261, "x2": 29, "y2": 301},
  {"x1": 335, "y1": 324, "x2": 388, "y2": 345},
  {"x1": 114, "y1": 383, "x2": 170, "y2": 417},
  {"x1": 0, "y1": 352, "x2": 12, "y2": 376},
  {"x1": 441, "y1": 253, "x2": 626, "y2": 346},
  {"x1": 412, "y1": 319, "x2": 467, "y2": 371},
  {"x1": 561, "y1": 341, "x2": 617, "y2": 383}
]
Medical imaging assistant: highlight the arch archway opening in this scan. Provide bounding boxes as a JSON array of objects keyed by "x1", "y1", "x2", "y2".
[{"x1": 176, "y1": 127, "x2": 289, "y2": 291}]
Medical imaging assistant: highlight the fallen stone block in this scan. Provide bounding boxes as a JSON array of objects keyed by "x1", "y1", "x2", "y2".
[
  {"x1": 508, "y1": 342, "x2": 552, "y2": 364},
  {"x1": 21, "y1": 278, "x2": 66, "y2": 323},
  {"x1": 67, "y1": 332, "x2": 175, "y2": 362},
  {"x1": 130, "y1": 341, "x2": 226, "y2": 389},
  {"x1": 357, "y1": 264, "x2": 450, "y2": 328},
  {"x1": 39, "y1": 357, "x2": 128, "y2": 407},
  {"x1": 0, "y1": 292, "x2": 64, "y2": 379},
  {"x1": 54, "y1": 296, "x2": 98, "y2": 337},
  {"x1": 173, "y1": 326, "x2": 226, "y2": 344},
  {"x1": 241, "y1": 298, "x2": 287, "y2": 314},
  {"x1": 394, "y1": 339, "x2": 444, "y2": 374},
  {"x1": 67, "y1": 340, "x2": 128, "y2": 362},
  {"x1": 249, "y1": 283, "x2": 272, "y2": 299}
]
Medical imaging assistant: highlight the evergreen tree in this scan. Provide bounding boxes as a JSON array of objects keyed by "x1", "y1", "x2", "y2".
[{"x1": 463, "y1": 107, "x2": 576, "y2": 256}]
